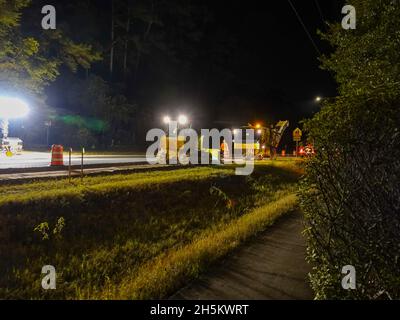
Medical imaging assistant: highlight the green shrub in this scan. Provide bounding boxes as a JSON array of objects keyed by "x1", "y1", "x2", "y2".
[
  {"x1": 301, "y1": 97, "x2": 400, "y2": 299},
  {"x1": 300, "y1": 0, "x2": 400, "y2": 299}
]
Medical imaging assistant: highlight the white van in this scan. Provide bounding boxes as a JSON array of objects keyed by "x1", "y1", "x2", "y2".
[{"x1": 1, "y1": 137, "x2": 23, "y2": 154}]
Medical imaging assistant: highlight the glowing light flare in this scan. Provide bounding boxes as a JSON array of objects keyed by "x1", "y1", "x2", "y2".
[
  {"x1": 178, "y1": 114, "x2": 188, "y2": 125},
  {"x1": 163, "y1": 116, "x2": 171, "y2": 124},
  {"x1": 0, "y1": 97, "x2": 29, "y2": 119}
]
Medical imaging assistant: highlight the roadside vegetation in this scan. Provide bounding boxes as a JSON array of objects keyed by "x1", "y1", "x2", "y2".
[
  {"x1": 300, "y1": 0, "x2": 400, "y2": 299},
  {"x1": 0, "y1": 161, "x2": 301, "y2": 299}
]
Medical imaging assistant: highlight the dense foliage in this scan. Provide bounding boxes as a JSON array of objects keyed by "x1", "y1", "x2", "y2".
[
  {"x1": 1, "y1": 0, "x2": 239, "y2": 148},
  {"x1": 0, "y1": 163, "x2": 300, "y2": 299},
  {"x1": 0, "y1": 0, "x2": 58, "y2": 95},
  {"x1": 301, "y1": 0, "x2": 400, "y2": 299},
  {"x1": 0, "y1": 0, "x2": 99, "y2": 95}
]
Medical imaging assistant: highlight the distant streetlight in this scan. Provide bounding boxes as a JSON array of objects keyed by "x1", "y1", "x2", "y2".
[
  {"x1": 163, "y1": 115, "x2": 171, "y2": 124},
  {"x1": 0, "y1": 97, "x2": 29, "y2": 139},
  {"x1": 315, "y1": 96, "x2": 322, "y2": 102},
  {"x1": 178, "y1": 114, "x2": 188, "y2": 126}
]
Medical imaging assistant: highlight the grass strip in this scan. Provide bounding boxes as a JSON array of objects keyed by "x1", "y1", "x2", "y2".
[
  {"x1": 0, "y1": 167, "x2": 233, "y2": 206},
  {"x1": 95, "y1": 192, "x2": 298, "y2": 299}
]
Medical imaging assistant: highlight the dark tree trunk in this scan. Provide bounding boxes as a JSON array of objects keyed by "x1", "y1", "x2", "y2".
[
  {"x1": 110, "y1": 0, "x2": 115, "y2": 77},
  {"x1": 123, "y1": 9, "x2": 130, "y2": 77}
]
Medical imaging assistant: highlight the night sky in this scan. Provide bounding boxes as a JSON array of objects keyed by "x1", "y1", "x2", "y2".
[
  {"x1": 197, "y1": 0, "x2": 341, "y2": 128},
  {"x1": 144, "y1": 0, "x2": 342, "y2": 130}
]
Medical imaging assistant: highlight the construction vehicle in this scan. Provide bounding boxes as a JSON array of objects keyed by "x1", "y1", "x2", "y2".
[
  {"x1": 1, "y1": 137, "x2": 23, "y2": 155},
  {"x1": 1, "y1": 117, "x2": 24, "y2": 155},
  {"x1": 156, "y1": 135, "x2": 222, "y2": 164},
  {"x1": 233, "y1": 120, "x2": 289, "y2": 159},
  {"x1": 155, "y1": 120, "x2": 289, "y2": 163},
  {"x1": 156, "y1": 135, "x2": 187, "y2": 163},
  {"x1": 299, "y1": 143, "x2": 315, "y2": 157}
]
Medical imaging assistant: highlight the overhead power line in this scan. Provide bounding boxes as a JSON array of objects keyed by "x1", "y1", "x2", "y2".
[
  {"x1": 314, "y1": 0, "x2": 325, "y2": 24},
  {"x1": 287, "y1": 0, "x2": 321, "y2": 56}
]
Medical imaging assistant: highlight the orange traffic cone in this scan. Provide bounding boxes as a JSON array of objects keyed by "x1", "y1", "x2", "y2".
[{"x1": 51, "y1": 145, "x2": 64, "y2": 166}]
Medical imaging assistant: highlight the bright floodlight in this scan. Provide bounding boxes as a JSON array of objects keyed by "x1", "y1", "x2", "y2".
[
  {"x1": 0, "y1": 97, "x2": 29, "y2": 119},
  {"x1": 178, "y1": 114, "x2": 188, "y2": 125},
  {"x1": 315, "y1": 96, "x2": 322, "y2": 102},
  {"x1": 163, "y1": 115, "x2": 171, "y2": 124}
]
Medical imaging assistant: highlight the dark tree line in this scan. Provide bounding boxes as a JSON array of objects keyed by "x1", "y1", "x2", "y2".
[{"x1": 1, "y1": 0, "x2": 240, "y2": 149}]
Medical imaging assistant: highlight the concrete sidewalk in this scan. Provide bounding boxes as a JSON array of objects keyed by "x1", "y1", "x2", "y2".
[{"x1": 171, "y1": 211, "x2": 313, "y2": 300}]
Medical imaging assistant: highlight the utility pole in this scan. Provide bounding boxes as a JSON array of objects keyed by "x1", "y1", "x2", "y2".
[{"x1": 45, "y1": 120, "x2": 52, "y2": 146}]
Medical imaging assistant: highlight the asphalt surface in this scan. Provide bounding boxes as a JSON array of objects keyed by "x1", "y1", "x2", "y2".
[
  {"x1": 0, "y1": 152, "x2": 300, "y2": 170},
  {"x1": 171, "y1": 211, "x2": 313, "y2": 300},
  {"x1": 0, "y1": 151, "x2": 151, "y2": 169}
]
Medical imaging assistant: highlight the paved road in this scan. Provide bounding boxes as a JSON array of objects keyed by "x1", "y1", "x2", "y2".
[
  {"x1": 0, "y1": 151, "x2": 151, "y2": 169},
  {"x1": 171, "y1": 211, "x2": 313, "y2": 300}
]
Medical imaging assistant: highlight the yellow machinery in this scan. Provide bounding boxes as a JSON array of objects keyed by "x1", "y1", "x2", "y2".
[
  {"x1": 199, "y1": 136, "x2": 221, "y2": 162},
  {"x1": 157, "y1": 135, "x2": 186, "y2": 163},
  {"x1": 156, "y1": 120, "x2": 289, "y2": 163},
  {"x1": 157, "y1": 135, "x2": 220, "y2": 164},
  {"x1": 234, "y1": 120, "x2": 289, "y2": 159}
]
